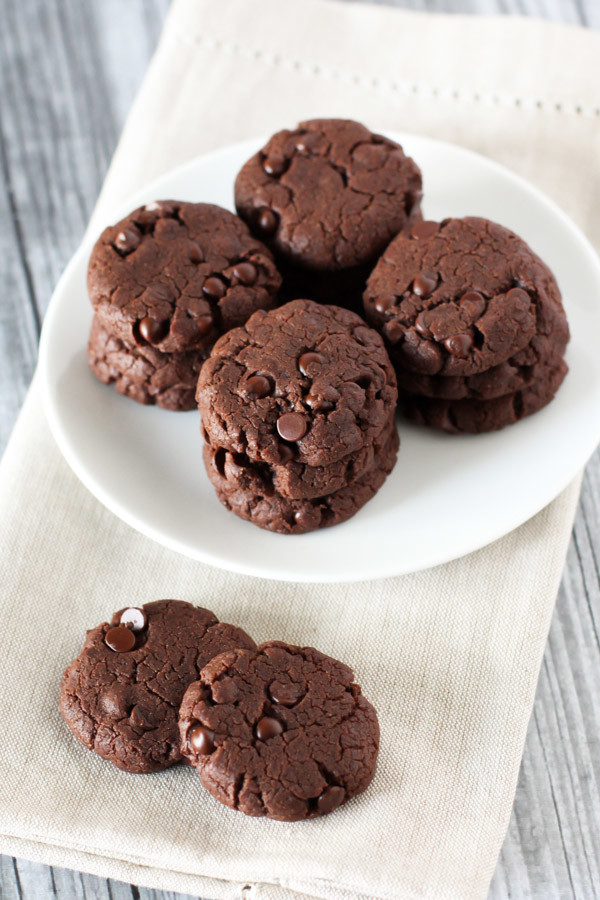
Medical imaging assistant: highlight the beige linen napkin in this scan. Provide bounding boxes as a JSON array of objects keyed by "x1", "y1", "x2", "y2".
[{"x1": 1, "y1": 1, "x2": 599, "y2": 898}]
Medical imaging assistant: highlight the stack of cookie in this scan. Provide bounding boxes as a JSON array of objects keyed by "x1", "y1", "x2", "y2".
[
  {"x1": 197, "y1": 299, "x2": 399, "y2": 534},
  {"x1": 234, "y1": 118, "x2": 423, "y2": 311},
  {"x1": 60, "y1": 599, "x2": 380, "y2": 821},
  {"x1": 363, "y1": 216, "x2": 570, "y2": 433},
  {"x1": 87, "y1": 201, "x2": 281, "y2": 410}
]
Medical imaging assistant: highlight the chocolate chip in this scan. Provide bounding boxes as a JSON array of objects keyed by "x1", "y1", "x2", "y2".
[
  {"x1": 415, "y1": 312, "x2": 432, "y2": 338},
  {"x1": 233, "y1": 262, "x2": 257, "y2": 285},
  {"x1": 246, "y1": 374, "x2": 272, "y2": 398},
  {"x1": 374, "y1": 295, "x2": 396, "y2": 315},
  {"x1": 459, "y1": 291, "x2": 486, "y2": 320},
  {"x1": 413, "y1": 270, "x2": 439, "y2": 298},
  {"x1": 317, "y1": 785, "x2": 345, "y2": 815},
  {"x1": 277, "y1": 443, "x2": 295, "y2": 464},
  {"x1": 255, "y1": 716, "x2": 284, "y2": 741},
  {"x1": 188, "y1": 242, "x2": 204, "y2": 264},
  {"x1": 255, "y1": 207, "x2": 279, "y2": 236},
  {"x1": 263, "y1": 156, "x2": 287, "y2": 177},
  {"x1": 269, "y1": 681, "x2": 303, "y2": 707},
  {"x1": 277, "y1": 412, "x2": 308, "y2": 442},
  {"x1": 193, "y1": 315, "x2": 214, "y2": 336},
  {"x1": 298, "y1": 351, "x2": 324, "y2": 376},
  {"x1": 189, "y1": 724, "x2": 215, "y2": 755},
  {"x1": 114, "y1": 228, "x2": 140, "y2": 254},
  {"x1": 444, "y1": 333, "x2": 474, "y2": 357},
  {"x1": 203, "y1": 276, "x2": 227, "y2": 300},
  {"x1": 105, "y1": 626, "x2": 136, "y2": 653},
  {"x1": 139, "y1": 317, "x2": 169, "y2": 344},
  {"x1": 119, "y1": 607, "x2": 147, "y2": 632},
  {"x1": 383, "y1": 319, "x2": 405, "y2": 345},
  {"x1": 411, "y1": 220, "x2": 440, "y2": 240}
]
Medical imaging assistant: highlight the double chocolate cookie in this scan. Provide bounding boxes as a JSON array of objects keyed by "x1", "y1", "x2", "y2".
[
  {"x1": 87, "y1": 201, "x2": 281, "y2": 408},
  {"x1": 364, "y1": 217, "x2": 569, "y2": 432},
  {"x1": 179, "y1": 642, "x2": 379, "y2": 821},
  {"x1": 235, "y1": 119, "x2": 422, "y2": 310},
  {"x1": 59, "y1": 600, "x2": 255, "y2": 773},
  {"x1": 197, "y1": 299, "x2": 398, "y2": 533}
]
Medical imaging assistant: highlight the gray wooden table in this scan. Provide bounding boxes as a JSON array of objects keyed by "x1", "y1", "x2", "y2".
[{"x1": 1, "y1": 1, "x2": 599, "y2": 898}]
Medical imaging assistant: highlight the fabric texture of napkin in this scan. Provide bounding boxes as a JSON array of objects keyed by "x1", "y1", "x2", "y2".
[{"x1": 1, "y1": 1, "x2": 599, "y2": 898}]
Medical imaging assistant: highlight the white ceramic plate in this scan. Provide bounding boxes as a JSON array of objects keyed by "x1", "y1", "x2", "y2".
[{"x1": 39, "y1": 134, "x2": 600, "y2": 583}]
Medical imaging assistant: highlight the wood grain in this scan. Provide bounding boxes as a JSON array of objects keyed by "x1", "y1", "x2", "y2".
[{"x1": 0, "y1": 1, "x2": 598, "y2": 898}]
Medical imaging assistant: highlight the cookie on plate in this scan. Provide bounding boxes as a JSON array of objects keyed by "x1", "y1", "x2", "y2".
[
  {"x1": 235, "y1": 119, "x2": 422, "y2": 309},
  {"x1": 403, "y1": 357, "x2": 567, "y2": 434},
  {"x1": 203, "y1": 418, "x2": 399, "y2": 534},
  {"x1": 59, "y1": 599, "x2": 255, "y2": 773},
  {"x1": 197, "y1": 299, "x2": 397, "y2": 468},
  {"x1": 88, "y1": 316, "x2": 203, "y2": 411},
  {"x1": 179, "y1": 642, "x2": 379, "y2": 821},
  {"x1": 88, "y1": 201, "x2": 281, "y2": 354},
  {"x1": 363, "y1": 216, "x2": 565, "y2": 377}
]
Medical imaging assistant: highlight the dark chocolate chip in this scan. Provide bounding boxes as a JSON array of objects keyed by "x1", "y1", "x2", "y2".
[
  {"x1": 317, "y1": 785, "x2": 345, "y2": 815},
  {"x1": 413, "y1": 270, "x2": 439, "y2": 298},
  {"x1": 255, "y1": 207, "x2": 279, "y2": 236},
  {"x1": 114, "y1": 228, "x2": 140, "y2": 254},
  {"x1": 277, "y1": 412, "x2": 308, "y2": 442},
  {"x1": 263, "y1": 156, "x2": 287, "y2": 177},
  {"x1": 411, "y1": 220, "x2": 440, "y2": 240},
  {"x1": 193, "y1": 315, "x2": 214, "y2": 336},
  {"x1": 188, "y1": 242, "x2": 204, "y2": 264},
  {"x1": 459, "y1": 291, "x2": 486, "y2": 320},
  {"x1": 269, "y1": 681, "x2": 304, "y2": 707},
  {"x1": 374, "y1": 295, "x2": 396, "y2": 315},
  {"x1": 203, "y1": 276, "x2": 227, "y2": 300},
  {"x1": 139, "y1": 317, "x2": 169, "y2": 344},
  {"x1": 277, "y1": 443, "x2": 295, "y2": 464},
  {"x1": 255, "y1": 716, "x2": 284, "y2": 741},
  {"x1": 189, "y1": 724, "x2": 215, "y2": 755},
  {"x1": 415, "y1": 312, "x2": 432, "y2": 338},
  {"x1": 119, "y1": 607, "x2": 147, "y2": 632},
  {"x1": 246, "y1": 374, "x2": 272, "y2": 398},
  {"x1": 444, "y1": 333, "x2": 474, "y2": 357},
  {"x1": 105, "y1": 626, "x2": 136, "y2": 653},
  {"x1": 233, "y1": 262, "x2": 258, "y2": 285},
  {"x1": 383, "y1": 319, "x2": 405, "y2": 345},
  {"x1": 298, "y1": 351, "x2": 325, "y2": 376}
]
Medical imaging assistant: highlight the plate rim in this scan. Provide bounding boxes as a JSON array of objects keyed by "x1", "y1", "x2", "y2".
[{"x1": 38, "y1": 132, "x2": 600, "y2": 583}]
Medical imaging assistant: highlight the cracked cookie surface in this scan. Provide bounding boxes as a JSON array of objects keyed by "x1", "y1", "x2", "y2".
[
  {"x1": 88, "y1": 316, "x2": 203, "y2": 411},
  {"x1": 402, "y1": 358, "x2": 567, "y2": 433},
  {"x1": 179, "y1": 642, "x2": 379, "y2": 821},
  {"x1": 59, "y1": 599, "x2": 255, "y2": 773},
  {"x1": 204, "y1": 417, "x2": 399, "y2": 533},
  {"x1": 364, "y1": 217, "x2": 565, "y2": 377},
  {"x1": 197, "y1": 299, "x2": 398, "y2": 468},
  {"x1": 234, "y1": 118, "x2": 422, "y2": 272},
  {"x1": 88, "y1": 201, "x2": 281, "y2": 354}
]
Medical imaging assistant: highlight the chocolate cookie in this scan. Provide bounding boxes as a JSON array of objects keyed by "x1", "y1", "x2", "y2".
[
  {"x1": 203, "y1": 419, "x2": 399, "y2": 534},
  {"x1": 59, "y1": 600, "x2": 255, "y2": 773},
  {"x1": 235, "y1": 119, "x2": 422, "y2": 309},
  {"x1": 396, "y1": 323, "x2": 569, "y2": 401},
  {"x1": 88, "y1": 201, "x2": 281, "y2": 355},
  {"x1": 402, "y1": 358, "x2": 567, "y2": 433},
  {"x1": 197, "y1": 299, "x2": 398, "y2": 468},
  {"x1": 364, "y1": 217, "x2": 565, "y2": 377},
  {"x1": 88, "y1": 316, "x2": 203, "y2": 411},
  {"x1": 179, "y1": 642, "x2": 379, "y2": 821}
]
